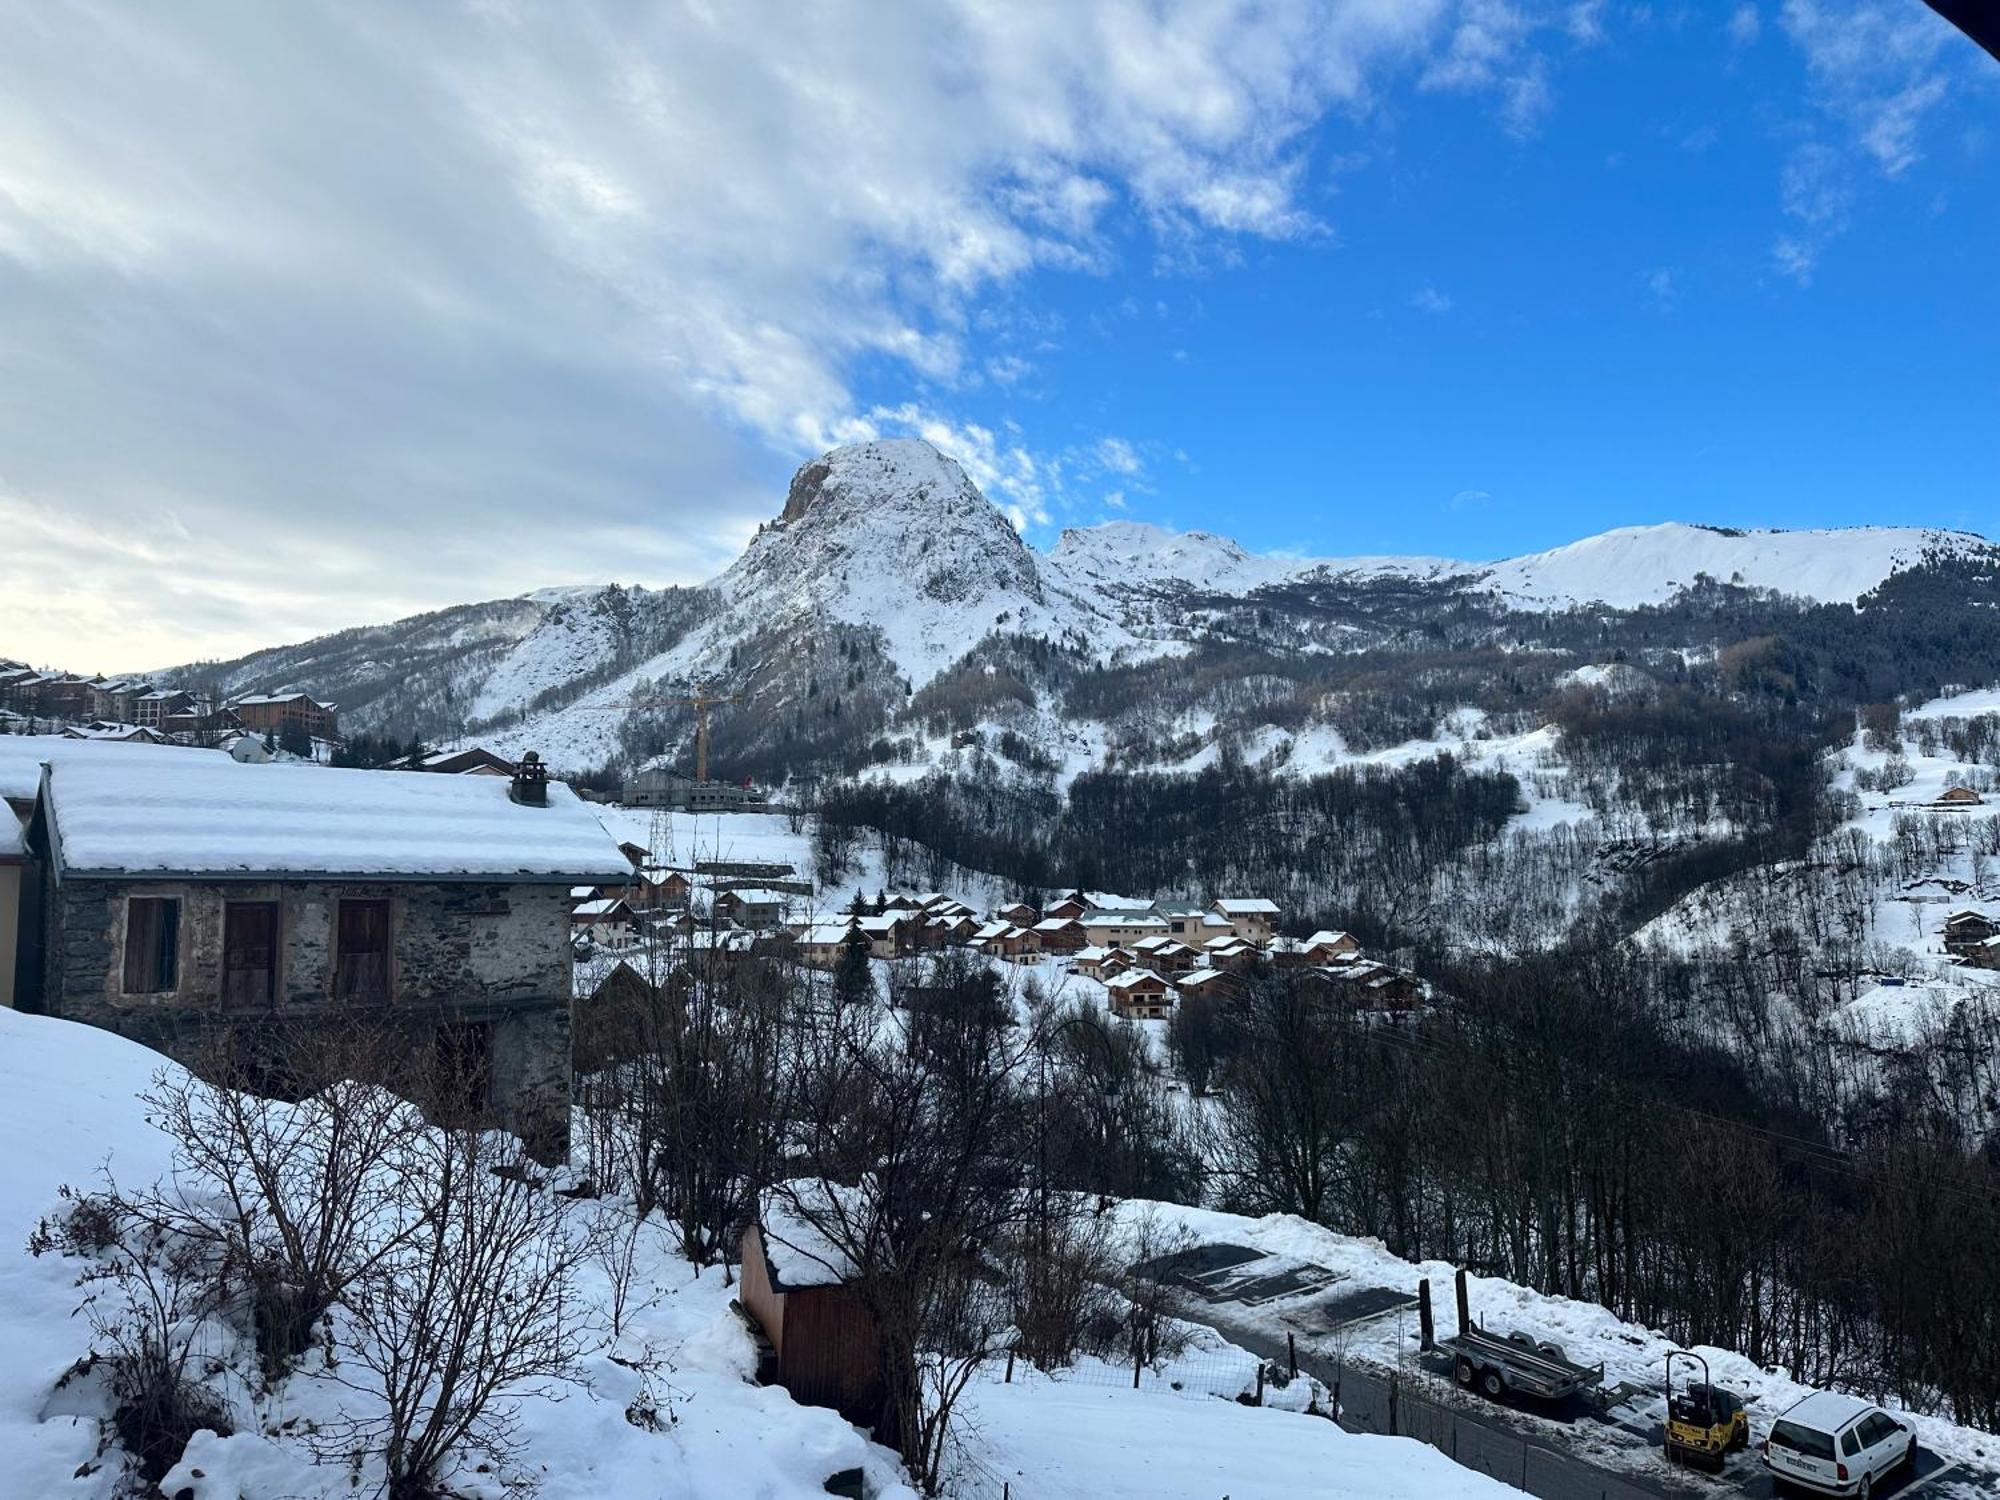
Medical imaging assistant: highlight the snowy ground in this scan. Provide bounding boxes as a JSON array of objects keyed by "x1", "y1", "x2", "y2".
[
  {"x1": 0, "y1": 1010, "x2": 1509, "y2": 1500},
  {"x1": 0, "y1": 1009, "x2": 907, "y2": 1500}
]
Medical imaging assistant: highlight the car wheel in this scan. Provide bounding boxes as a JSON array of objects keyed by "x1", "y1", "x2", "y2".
[
  {"x1": 1454, "y1": 1358, "x2": 1474, "y2": 1388},
  {"x1": 1480, "y1": 1369, "x2": 1505, "y2": 1400},
  {"x1": 1902, "y1": 1438, "x2": 1917, "y2": 1472},
  {"x1": 1857, "y1": 1475, "x2": 1871, "y2": 1500}
]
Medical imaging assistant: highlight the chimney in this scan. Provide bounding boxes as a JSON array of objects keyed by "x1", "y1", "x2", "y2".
[{"x1": 510, "y1": 750, "x2": 549, "y2": 807}]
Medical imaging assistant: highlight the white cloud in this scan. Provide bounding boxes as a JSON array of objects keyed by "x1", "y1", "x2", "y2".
[
  {"x1": 1094, "y1": 437, "x2": 1145, "y2": 477},
  {"x1": 1420, "y1": 0, "x2": 1557, "y2": 137},
  {"x1": 1, "y1": 0, "x2": 1528, "y2": 665},
  {"x1": 1643, "y1": 266, "x2": 1679, "y2": 307},
  {"x1": 1764, "y1": 2, "x2": 1969, "y2": 286},
  {"x1": 1772, "y1": 235, "x2": 1818, "y2": 284},
  {"x1": 1450, "y1": 488, "x2": 1493, "y2": 509},
  {"x1": 1409, "y1": 284, "x2": 1455, "y2": 313},
  {"x1": 1565, "y1": 2, "x2": 1608, "y2": 45},
  {"x1": 1727, "y1": 4, "x2": 1761, "y2": 46},
  {"x1": 1781, "y1": 1, "x2": 1958, "y2": 175},
  {"x1": 0, "y1": 2, "x2": 1634, "y2": 664}
]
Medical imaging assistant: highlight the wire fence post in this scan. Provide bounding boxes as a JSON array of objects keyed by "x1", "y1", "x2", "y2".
[
  {"x1": 1004, "y1": 1347, "x2": 1014, "y2": 1384},
  {"x1": 1255, "y1": 1363, "x2": 1266, "y2": 1406},
  {"x1": 1388, "y1": 1373, "x2": 1399, "y2": 1436},
  {"x1": 1288, "y1": 1331, "x2": 1297, "y2": 1380},
  {"x1": 1133, "y1": 1342, "x2": 1142, "y2": 1389}
]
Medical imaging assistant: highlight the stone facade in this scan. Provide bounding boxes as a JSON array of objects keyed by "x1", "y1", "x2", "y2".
[{"x1": 36, "y1": 875, "x2": 574, "y2": 1159}]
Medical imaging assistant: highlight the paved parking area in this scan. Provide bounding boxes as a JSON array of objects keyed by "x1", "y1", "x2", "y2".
[{"x1": 1145, "y1": 1242, "x2": 1998, "y2": 1500}]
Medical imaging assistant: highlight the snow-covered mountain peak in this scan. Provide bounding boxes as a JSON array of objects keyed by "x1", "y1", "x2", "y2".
[
  {"x1": 692, "y1": 439, "x2": 1079, "y2": 684},
  {"x1": 776, "y1": 438, "x2": 983, "y2": 529}
]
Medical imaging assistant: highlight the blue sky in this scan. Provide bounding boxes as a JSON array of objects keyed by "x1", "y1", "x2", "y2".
[
  {"x1": 858, "y1": 5, "x2": 1998, "y2": 561},
  {"x1": 0, "y1": 1, "x2": 1993, "y2": 665}
]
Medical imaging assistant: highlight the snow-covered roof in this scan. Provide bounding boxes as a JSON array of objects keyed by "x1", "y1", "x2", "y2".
[
  {"x1": 794, "y1": 923, "x2": 862, "y2": 946},
  {"x1": 1106, "y1": 968, "x2": 1170, "y2": 992},
  {"x1": 716, "y1": 887, "x2": 794, "y2": 905},
  {"x1": 1214, "y1": 898, "x2": 1279, "y2": 915},
  {"x1": 758, "y1": 1182, "x2": 861, "y2": 1290},
  {"x1": 850, "y1": 915, "x2": 904, "y2": 934},
  {"x1": 1080, "y1": 911, "x2": 1167, "y2": 929},
  {"x1": 43, "y1": 755, "x2": 630, "y2": 883},
  {"x1": 572, "y1": 898, "x2": 629, "y2": 918},
  {"x1": 1032, "y1": 917, "x2": 1078, "y2": 932},
  {"x1": 1305, "y1": 929, "x2": 1356, "y2": 948},
  {"x1": 0, "y1": 816, "x2": 23, "y2": 862},
  {"x1": 0, "y1": 734, "x2": 221, "y2": 804}
]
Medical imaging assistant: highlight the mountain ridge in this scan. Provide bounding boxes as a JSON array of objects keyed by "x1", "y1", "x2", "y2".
[{"x1": 152, "y1": 438, "x2": 1997, "y2": 775}]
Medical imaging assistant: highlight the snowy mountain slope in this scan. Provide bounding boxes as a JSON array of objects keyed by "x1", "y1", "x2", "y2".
[
  {"x1": 1475, "y1": 521, "x2": 1990, "y2": 611},
  {"x1": 1047, "y1": 520, "x2": 1322, "y2": 596}
]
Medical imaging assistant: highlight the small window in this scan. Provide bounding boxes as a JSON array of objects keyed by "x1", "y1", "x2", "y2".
[
  {"x1": 222, "y1": 902, "x2": 280, "y2": 1005},
  {"x1": 123, "y1": 897, "x2": 180, "y2": 994},
  {"x1": 1860, "y1": 1413, "x2": 1898, "y2": 1446},
  {"x1": 1841, "y1": 1427, "x2": 1861, "y2": 1457},
  {"x1": 335, "y1": 899, "x2": 391, "y2": 1002}
]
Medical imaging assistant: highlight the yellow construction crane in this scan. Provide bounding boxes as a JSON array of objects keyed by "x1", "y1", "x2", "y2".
[{"x1": 589, "y1": 682, "x2": 740, "y2": 781}]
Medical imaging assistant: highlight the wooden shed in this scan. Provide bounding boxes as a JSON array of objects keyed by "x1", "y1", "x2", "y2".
[{"x1": 739, "y1": 1192, "x2": 884, "y2": 1425}]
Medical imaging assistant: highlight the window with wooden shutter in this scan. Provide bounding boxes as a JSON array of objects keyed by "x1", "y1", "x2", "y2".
[
  {"x1": 335, "y1": 899, "x2": 391, "y2": 1002},
  {"x1": 122, "y1": 897, "x2": 180, "y2": 994},
  {"x1": 222, "y1": 902, "x2": 279, "y2": 1005}
]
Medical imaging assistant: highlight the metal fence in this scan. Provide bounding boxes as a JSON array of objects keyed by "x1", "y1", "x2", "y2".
[{"x1": 1325, "y1": 1359, "x2": 1698, "y2": 1500}]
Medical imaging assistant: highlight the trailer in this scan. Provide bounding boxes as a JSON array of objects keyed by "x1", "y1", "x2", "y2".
[{"x1": 1419, "y1": 1269, "x2": 1604, "y2": 1403}]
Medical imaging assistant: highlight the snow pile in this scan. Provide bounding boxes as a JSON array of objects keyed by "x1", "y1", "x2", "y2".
[
  {"x1": 960, "y1": 1372, "x2": 1510, "y2": 1498},
  {"x1": 45, "y1": 754, "x2": 631, "y2": 881}
]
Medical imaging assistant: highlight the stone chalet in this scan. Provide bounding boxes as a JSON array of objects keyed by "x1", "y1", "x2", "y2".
[{"x1": 13, "y1": 751, "x2": 628, "y2": 1160}]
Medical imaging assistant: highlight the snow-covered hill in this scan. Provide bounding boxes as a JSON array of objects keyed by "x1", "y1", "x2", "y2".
[{"x1": 1473, "y1": 521, "x2": 1988, "y2": 611}]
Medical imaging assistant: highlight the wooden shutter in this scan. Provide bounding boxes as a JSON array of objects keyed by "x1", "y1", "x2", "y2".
[
  {"x1": 335, "y1": 899, "x2": 391, "y2": 1001},
  {"x1": 222, "y1": 902, "x2": 279, "y2": 1005},
  {"x1": 122, "y1": 898, "x2": 179, "y2": 994}
]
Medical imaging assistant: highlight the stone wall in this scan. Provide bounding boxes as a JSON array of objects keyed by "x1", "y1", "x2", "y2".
[{"x1": 43, "y1": 876, "x2": 575, "y2": 1159}]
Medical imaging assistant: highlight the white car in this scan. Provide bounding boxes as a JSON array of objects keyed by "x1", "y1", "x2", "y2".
[{"x1": 1762, "y1": 1389, "x2": 1916, "y2": 1497}]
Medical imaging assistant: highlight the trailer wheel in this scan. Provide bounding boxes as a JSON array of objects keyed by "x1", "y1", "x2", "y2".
[
  {"x1": 1480, "y1": 1369, "x2": 1505, "y2": 1400},
  {"x1": 1454, "y1": 1358, "x2": 1474, "y2": 1388}
]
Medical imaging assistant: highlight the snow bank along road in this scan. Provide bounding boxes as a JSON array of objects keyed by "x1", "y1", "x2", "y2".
[{"x1": 1147, "y1": 1243, "x2": 1993, "y2": 1500}]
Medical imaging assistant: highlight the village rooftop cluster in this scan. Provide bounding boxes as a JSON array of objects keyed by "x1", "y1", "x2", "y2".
[
  {"x1": 572, "y1": 865, "x2": 1423, "y2": 1019},
  {"x1": 0, "y1": 656, "x2": 338, "y2": 755}
]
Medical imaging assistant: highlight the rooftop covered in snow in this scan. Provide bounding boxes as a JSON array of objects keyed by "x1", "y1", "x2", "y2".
[{"x1": 40, "y1": 755, "x2": 630, "y2": 884}]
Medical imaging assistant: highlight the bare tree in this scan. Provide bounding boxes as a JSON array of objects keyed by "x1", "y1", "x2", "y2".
[
  {"x1": 772, "y1": 953, "x2": 1032, "y2": 1493},
  {"x1": 137, "y1": 1028, "x2": 433, "y2": 1376},
  {"x1": 322, "y1": 1128, "x2": 592, "y2": 1499}
]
